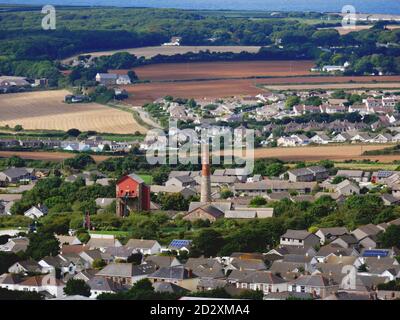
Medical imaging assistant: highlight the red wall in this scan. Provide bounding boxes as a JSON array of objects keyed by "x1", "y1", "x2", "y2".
[
  {"x1": 116, "y1": 175, "x2": 151, "y2": 211},
  {"x1": 116, "y1": 176, "x2": 140, "y2": 198}
]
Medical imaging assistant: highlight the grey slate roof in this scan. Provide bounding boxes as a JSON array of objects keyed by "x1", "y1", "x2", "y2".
[
  {"x1": 97, "y1": 262, "x2": 157, "y2": 278},
  {"x1": 281, "y1": 229, "x2": 315, "y2": 240},
  {"x1": 149, "y1": 265, "x2": 192, "y2": 280}
]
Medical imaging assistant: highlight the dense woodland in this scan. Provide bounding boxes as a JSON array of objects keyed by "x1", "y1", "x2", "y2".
[{"x1": 0, "y1": 7, "x2": 399, "y2": 85}]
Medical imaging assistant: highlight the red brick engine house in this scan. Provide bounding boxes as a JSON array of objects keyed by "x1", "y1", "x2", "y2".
[{"x1": 116, "y1": 173, "x2": 150, "y2": 217}]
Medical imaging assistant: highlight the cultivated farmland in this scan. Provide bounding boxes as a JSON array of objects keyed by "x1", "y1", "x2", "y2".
[
  {"x1": 252, "y1": 144, "x2": 400, "y2": 162},
  {"x1": 122, "y1": 75, "x2": 400, "y2": 105},
  {"x1": 0, "y1": 90, "x2": 147, "y2": 134},
  {"x1": 116, "y1": 60, "x2": 315, "y2": 81},
  {"x1": 122, "y1": 79, "x2": 265, "y2": 105}
]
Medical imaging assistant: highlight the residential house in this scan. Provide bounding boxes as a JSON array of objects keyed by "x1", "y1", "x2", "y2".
[
  {"x1": 38, "y1": 256, "x2": 76, "y2": 275},
  {"x1": 315, "y1": 227, "x2": 349, "y2": 245},
  {"x1": 352, "y1": 224, "x2": 382, "y2": 249},
  {"x1": 0, "y1": 237, "x2": 29, "y2": 253},
  {"x1": 183, "y1": 204, "x2": 225, "y2": 223},
  {"x1": 288, "y1": 274, "x2": 339, "y2": 299},
  {"x1": 334, "y1": 179, "x2": 360, "y2": 196},
  {"x1": 280, "y1": 230, "x2": 320, "y2": 248},
  {"x1": 335, "y1": 170, "x2": 370, "y2": 183},
  {"x1": 124, "y1": 239, "x2": 161, "y2": 255},
  {"x1": 96, "y1": 262, "x2": 157, "y2": 286},
  {"x1": 0, "y1": 167, "x2": 34, "y2": 186},
  {"x1": 8, "y1": 260, "x2": 43, "y2": 275},
  {"x1": 167, "y1": 239, "x2": 192, "y2": 253},
  {"x1": 166, "y1": 176, "x2": 196, "y2": 188},
  {"x1": 310, "y1": 133, "x2": 331, "y2": 145},
  {"x1": 88, "y1": 276, "x2": 122, "y2": 298},
  {"x1": 86, "y1": 235, "x2": 122, "y2": 251},
  {"x1": 24, "y1": 205, "x2": 48, "y2": 219},
  {"x1": 286, "y1": 166, "x2": 329, "y2": 182},
  {"x1": 232, "y1": 270, "x2": 288, "y2": 295},
  {"x1": 148, "y1": 265, "x2": 199, "y2": 292}
]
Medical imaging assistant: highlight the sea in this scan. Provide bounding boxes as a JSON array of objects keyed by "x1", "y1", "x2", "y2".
[{"x1": 0, "y1": 0, "x2": 399, "y2": 15}]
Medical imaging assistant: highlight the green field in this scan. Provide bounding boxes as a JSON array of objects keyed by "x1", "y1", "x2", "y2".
[
  {"x1": 89, "y1": 230, "x2": 130, "y2": 237},
  {"x1": 335, "y1": 162, "x2": 399, "y2": 171},
  {"x1": 138, "y1": 174, "x2": 153, "y2": 184}
]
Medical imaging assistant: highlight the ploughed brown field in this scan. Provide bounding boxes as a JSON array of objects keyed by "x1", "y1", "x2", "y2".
[
  {"x1": 2, "y1": 144, "x2": 399, "y2": 163},
  {"x1": 122, "y1": 79, "x2": 265, "y2": 105},
  {"x1": 112, "y1": 60, "x2": 315, "y2": 81},
  {"x1": 123, "y1": 75, "x2": 400, "y2": 105},
  {"x1": 0, "y1": 90, "x2": 147, "y2": 134}
]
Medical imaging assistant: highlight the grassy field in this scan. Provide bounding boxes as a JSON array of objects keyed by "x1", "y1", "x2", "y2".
[
  {"x1": 0, "y1": 90, "x2": 147, "y2": 134},
  {"x1": 334, "y1": 162, "x2": 399, "y2": 171},
  {"x1": 89, "y1": 230, "x2": 130, "y2": 237},
  {"x1": 138, "y1": 174, "x2": 153, "y2": 184}
]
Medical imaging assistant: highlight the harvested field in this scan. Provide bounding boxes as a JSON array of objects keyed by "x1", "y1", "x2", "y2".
[
  {"x1": 113, "y1": 60, "x2": 315, "y2": 81},
  {"x1": 0, "y1": 151, "x2": 113, "y2": 162},
  {"x1": 252, "y1": 144, "x2": 400, "y2": 162},
  {"x1": 122, "y1": 79, "x2": 265, "y2": 105},
  {"x1": 0, "y1": 90, "x2": 147, "y2": 134},
  {"x1": 122, "y1": 75, "x2": 400, "y2": 105},
  {"x1": 64, "y1": 45, "x2": 262, "y2": 63}
]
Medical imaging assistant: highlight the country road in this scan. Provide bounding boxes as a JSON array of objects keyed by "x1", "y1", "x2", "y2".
[{"x1": 132, "y1": 106, "x2": 163, "y2": 129}]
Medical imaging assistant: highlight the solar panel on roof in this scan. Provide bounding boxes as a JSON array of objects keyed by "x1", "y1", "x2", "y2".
[{"x1": 362, "y1": 250, "x2": 389, "y2": 257}]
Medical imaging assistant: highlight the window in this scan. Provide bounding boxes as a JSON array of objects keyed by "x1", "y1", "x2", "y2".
[{"x1": 300, "y1": 286, "x2": 305, "y2": 293}]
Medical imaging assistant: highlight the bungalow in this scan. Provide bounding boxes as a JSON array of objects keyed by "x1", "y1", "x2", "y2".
[
  {"x1": 96, "y1": 262, "x2": 157, "y2": 286},
  {"x1": 370, "y1": 133, "x2": 393, "y2": 144},
  {"x1": 167, "y1": 239, "x2": 192, "y2": 253},
  {"x1": 8, "y1": 260, "x2": 43, "y2": 275},
  {"x1": 0, "y1": 237, "x2": 29, "y2": 253},
  {"x1": 24, "y1": 205, "x2": 48, "y2": 219},
  {"x1": 124, "y1": 239, "x2": 161, "y2": 255},
  {"x1": 310, "y1": 133, "x2": 331, "y2": 145},
  {"x1": 234, "y1": 180, "x2": 317, "y2": 195},
  {"x1": 315, "y1": 227, "x2": 349, "y2": 245},
  {"x1": 86, "y1": 235, "x2": 122, "y2": 251},
  {"x1": 332, "y1": 132, "x2": 352, "y2": 143},
  {"x1": 277, "y1": 134, "x2": 309, "y2": 147},
  {"x1": 352, "y1": 224, "x2": 382, "y2": 249},
  {"x1": 148, "y1": 265, "x2": 198, "y2": 292},
  {"x1": 288, "y1": 274, "x2": 339, "y2": 299},
  {"x1": 183, "y1": 204, "x2": 225, "y2": 223},
  {"x1": 0, "y1": 167, "x2": 34, "y2": 186},
  {"x1": 88, "y1": 276, "x2": 121, "y2": 298},
  {"x1": 335, "y1": 170, "x2": 370, "y2": 183},
  {"x1": 38, "y1": 256, "x2": 76, "y2": 275},
  {"x1": 334, "y1": 179, "x2": 360, "y2": 196},
  {"x1": 233, "y1": 270, "x2": 288, "y2": 294},
  {"x1": 351, "y1": 133, "x2": 372, "y2": 143},
  {"x1": 165, "y1": 176, "x2": 196, "y2": 188},
  {"x1": 280, "y1": 229, "x2": 320, "y2": 247},
  {"x1": 287, "y1": 166, "x2": 329, "y2": 182},
  {"x1": 19, "y1": 275, "x2": 66, "y2": 298}
]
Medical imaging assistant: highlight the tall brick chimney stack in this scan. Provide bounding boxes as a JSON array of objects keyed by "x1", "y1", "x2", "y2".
[{"x1": 200, "y1": 143, "x2": 212, "y2": 203}]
